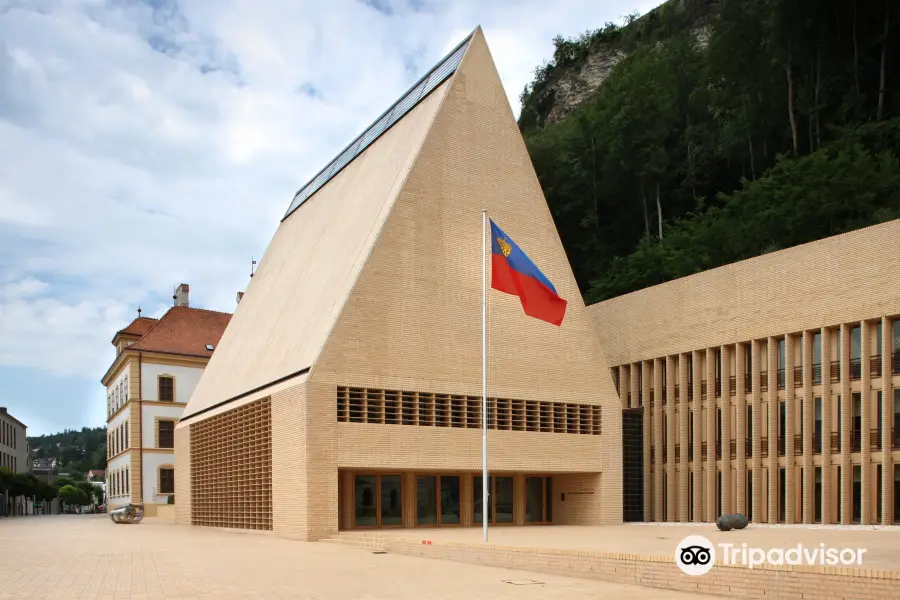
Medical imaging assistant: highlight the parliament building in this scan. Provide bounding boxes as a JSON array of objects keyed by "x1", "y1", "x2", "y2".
[{"x1": 174, "y1": 26, "x2": 900, "y2": 538}]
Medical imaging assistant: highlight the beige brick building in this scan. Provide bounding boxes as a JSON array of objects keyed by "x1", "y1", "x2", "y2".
[
  {"x1": 588, "y1": 220, "x2": 900, "y2": 526},
  {"x1": 175, "y1": 28, "x2": 623, "y2": 540}
]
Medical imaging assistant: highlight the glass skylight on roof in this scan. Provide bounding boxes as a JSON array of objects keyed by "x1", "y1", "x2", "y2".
[{"x1": 282, "y1": 31, "x2": 474, "y2": 221}]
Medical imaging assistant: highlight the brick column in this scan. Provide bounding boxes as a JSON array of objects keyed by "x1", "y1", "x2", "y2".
[
  {"x1": 767, "y1": 337, "x2": 778, "y2": 523},
  {"x1": 821, "y1": 327, "x2": 832, "y2": 524},
  {"x1": 618, "y1": 365, "x2": 628, "y2": 408},
  {"x1": 840, "y1": 323, "x2": 851, "y2": 524},
  {"x1": 721, "y1": 344, "x2": 731, "y2": 515},
  {"x1": 860, "y1": 321, "x2": 871, "y2": 525},
  {"x1": 802, "y1": 330, "x2": 814, "y2": 524},
  {"x1": 653, "y1": 358, "x2": 664, "y2": 521},
  {"x1": 706, "y1": 348, "x2": 717, "y2": 522},
  {"x1": 692, "y1": 350, "x2": 703, "y2": 522},
  {"x1": 735, "y1": 342, "x2": 747, "y2": 516},
  {"x1": 678, "y1": 353, "x2": 690, "y2": 522},
  {"x1": 751, "y1": 340, "x2": 763, "y2": 521},
  {"x1": 630, "y1": 362, "x2": 639, "y2": 410},
  {"x1": 642, "y1": 360, "x2": 652, "y2": 522},
  {"x1": 666, "y1": 355, "x2": 676, "y2": 521},
  {"x1": 704, "y1": 348, "x2": 716, "y2": 523},
  {"x1": 785, "y1": 334, "x2": 795, "y2": 524},
  {"x1": 882, "y1": 317, "x2": 893, "y2": 524}
]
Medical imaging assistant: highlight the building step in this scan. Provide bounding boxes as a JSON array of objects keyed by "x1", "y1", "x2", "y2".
[{"x1": 321, "y1": 534, "x2": 387, "y2": 551}]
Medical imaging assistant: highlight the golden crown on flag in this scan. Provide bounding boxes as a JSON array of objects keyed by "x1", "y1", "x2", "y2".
[{"x1": 497, "y1": 237, "x2": 512, "y2": 257}]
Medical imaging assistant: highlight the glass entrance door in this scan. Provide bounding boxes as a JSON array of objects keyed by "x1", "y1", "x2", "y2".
[
  {"x1": 354, "y1": 474, "x2": 403, "y2": 528},
  {"x1": 525, "y1": 476, "x2": 553, "y2": 523},
  {"x1": 474, "y1": 475, "x2": 515, "y2": 524},
  {"x1": 381, "y1": 475, "x2": 402, "y2": 526},
  {"x1": 416, "y1": 474, "x2": 461, "y2": 526},
  {"x1": 495, "y1": 477, "x2": 514, "y2": 523}
]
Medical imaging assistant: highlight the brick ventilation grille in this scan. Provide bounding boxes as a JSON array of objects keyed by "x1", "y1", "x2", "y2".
[
  {"x1": 189, "y1": 398, "x2": 273, "y2": 530},
  {"x1": 336, "y1": 387, "x2": 602, "y2": 435}
]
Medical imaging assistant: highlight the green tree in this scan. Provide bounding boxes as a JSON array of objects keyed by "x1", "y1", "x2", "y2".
[
  {"x1": 57, "y1": 485, "x2": 89, "y2": 508},
  {"x1": 585, "y1": 130, "x2": 900, "y2": 301},
  {"x1": 35, "y1": 481, "x2": 58, "y2": 514},
  {"x1": 75, "y1": 481, "x2": 99, "y2": 505},
  {"x1": 5, "y1": 473, "x2": 41, "y2": 515},
  {"x1": 519, "y1": 0, "x2": 900, "y2": 300},
  {"x1": 28, "y1": 426, "x2": 107, "y2": 475},
  {"x1": 0, "y1": 466, "x2": 13, "y2": 494}
]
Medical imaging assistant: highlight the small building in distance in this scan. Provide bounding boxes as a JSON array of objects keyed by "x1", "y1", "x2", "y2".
[
  {"x1": 1, "y1": 407, "x2": 29, "y2": 516},
  {"x1": 86, "y1": 469, "x2": 107, "y2": 506},
  {"x1": 101, "y1": 284, "x2": 230, "y2": 516},
  {"x1": 0, "y1": 407, "x2": 27, "y2": 475}
]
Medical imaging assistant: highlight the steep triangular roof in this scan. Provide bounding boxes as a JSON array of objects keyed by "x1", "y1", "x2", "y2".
[
  {"x1": 181, "y1": 34, "x2": 468, "y2": 419},
  {"x1": 312, "y1": 29, "x2": 620, "y2": 407},
  {"x1": 182, "y1": 28, "x2": 622, "y2": 455}
]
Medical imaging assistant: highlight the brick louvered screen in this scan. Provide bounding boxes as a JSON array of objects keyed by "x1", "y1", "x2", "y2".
[
  {"x1": 190, "y1": 398, "x2": 272, "y2": 530},
  {"x1": 336, "y1": 386, "x2": 601, "y2": 435}
]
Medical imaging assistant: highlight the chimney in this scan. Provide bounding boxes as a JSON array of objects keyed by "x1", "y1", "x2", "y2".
[
  {"x1": 173, "y1": 283, "x2": 190, "y2": 307},
  {"x1": 236, "y1": 291, "x2": 244, "y2": 306}
]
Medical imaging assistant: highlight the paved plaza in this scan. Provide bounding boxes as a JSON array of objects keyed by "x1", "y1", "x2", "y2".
[{"x1": 0, "y1": 515, "x2": 716, "y2": 600}]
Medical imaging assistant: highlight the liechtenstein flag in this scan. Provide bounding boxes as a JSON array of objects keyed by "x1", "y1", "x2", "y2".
[{"x1": 489, "y1": 219, "x2": 567, "y2": 326}]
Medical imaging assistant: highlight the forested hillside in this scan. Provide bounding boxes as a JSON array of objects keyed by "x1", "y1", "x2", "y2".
[
  {"x1": 28, "y1": 427, "x2": 106, "y2": 473},
  {"x1": 519, "y1": 0, "x2": 900, "y2": 302}
]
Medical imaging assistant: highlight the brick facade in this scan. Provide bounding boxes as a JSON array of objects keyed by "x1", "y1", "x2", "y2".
[{"x1": 590, "y1": 220, "x2": 900, "y2": 525}]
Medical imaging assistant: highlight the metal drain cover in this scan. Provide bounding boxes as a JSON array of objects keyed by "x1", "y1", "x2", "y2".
[
  {"x1": 502, "y1": 579, "x2": 544, "y2": 585},
  {"x1": 371, "y1": 550, "x2": 388, "y2": 554}
]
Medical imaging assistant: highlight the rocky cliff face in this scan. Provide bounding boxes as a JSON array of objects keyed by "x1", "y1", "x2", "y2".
[
  {"x1": 520, "y1": 0, "x2": 717, "y2": 131},
  {"x1": 544, "y1": 45, "x2": 626, "y2": 124}
]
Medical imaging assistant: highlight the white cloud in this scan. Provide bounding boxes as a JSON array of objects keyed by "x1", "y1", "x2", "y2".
[{"x1": 0, "y1": 0, "x2": 649, "y2": 430}]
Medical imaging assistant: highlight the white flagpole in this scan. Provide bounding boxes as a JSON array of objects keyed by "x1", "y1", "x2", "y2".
[{"x1": 482, "y1": 209, "x2": 489, "y2": 544}]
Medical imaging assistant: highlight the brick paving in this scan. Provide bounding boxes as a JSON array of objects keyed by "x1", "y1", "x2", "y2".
[{"x1": 0, "y1": 515, "x2": 716, "y2": 600}]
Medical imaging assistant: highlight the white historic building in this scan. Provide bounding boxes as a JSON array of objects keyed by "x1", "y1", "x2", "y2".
[{"x1": 101, "y1": 284, "x2": 231, "y2": 515}]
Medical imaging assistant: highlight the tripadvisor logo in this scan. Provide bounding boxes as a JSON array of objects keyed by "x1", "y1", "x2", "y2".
[
  {"x1": 674, "y1": 535, "x2": 868, "y2": 575},
  {"x1": 675, "y1": 535, "x2": 716, "y2": 576}
]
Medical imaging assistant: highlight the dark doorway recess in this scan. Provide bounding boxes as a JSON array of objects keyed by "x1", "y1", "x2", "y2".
[{"x1": 623, "y1": 407, "x2": 644, "y2": 522}]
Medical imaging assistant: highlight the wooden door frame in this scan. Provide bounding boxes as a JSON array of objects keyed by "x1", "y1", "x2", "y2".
[
  {"x1": 413, "y1": 473, "x2": 464, "y2": 528},
  {"x1": 349, "y1": 472, "x2": 405, "y2": 529},
  {"x1": 473, "y1": 473, "x2": 517, "y2": 526},
  {"x1": 378, "y1": 473, "x2": 404, "y2": 529}
]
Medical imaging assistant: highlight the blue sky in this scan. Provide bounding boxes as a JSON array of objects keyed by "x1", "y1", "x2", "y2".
[{"x1": 0, "y1": 0, "x2": 654, "y2": 436}]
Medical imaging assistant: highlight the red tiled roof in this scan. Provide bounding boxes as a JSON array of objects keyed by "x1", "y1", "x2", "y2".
[
  {"x1": 116, "y1": 316, "x2": 158, "y2": 338},
  {"x1": 130, "y1": 306, "x2": 231, "y2": 358}
]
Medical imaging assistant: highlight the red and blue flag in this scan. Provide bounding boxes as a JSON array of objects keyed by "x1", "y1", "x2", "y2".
[{"x1": 489, "y1": 219, "x2": 567, "y2": 326}]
